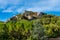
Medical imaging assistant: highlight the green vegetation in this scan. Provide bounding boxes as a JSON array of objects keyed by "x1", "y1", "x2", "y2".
[{"x1": 0, "y1": 12, "x2": 60, "y2": 40}]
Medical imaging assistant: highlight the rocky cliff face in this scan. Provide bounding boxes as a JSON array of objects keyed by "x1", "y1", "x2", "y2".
[{"x1": 8, "y1": 11, "x2": 45, "y2": 21}]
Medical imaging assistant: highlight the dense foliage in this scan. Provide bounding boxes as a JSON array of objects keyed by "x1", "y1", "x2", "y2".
[{"x1": 0, "y1": 13, "x2": 60, "y2": 40}]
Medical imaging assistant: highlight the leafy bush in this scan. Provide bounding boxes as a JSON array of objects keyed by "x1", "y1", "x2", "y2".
[{"x1": 30, "y1": 20, "x2": 48, "y2": 40}]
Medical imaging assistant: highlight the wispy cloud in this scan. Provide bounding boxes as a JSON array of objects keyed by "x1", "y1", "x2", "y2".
[
  {"x1": 26, "y1": 0, "x2": 60, "y2": 12},
  {"x1": 2, "y1": 9, "x2": 13, "y2": 13},
  {"x1": 0, "y1": 0, "x2": 59, "y2": 12},
  {"x1": 0, "y1": 0, "x2": 60, "y2": 13}
]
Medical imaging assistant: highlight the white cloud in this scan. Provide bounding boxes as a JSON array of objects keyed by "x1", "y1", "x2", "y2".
[
  {"x1": 0, "y1": 0, "x2": 8, "y2": 9},
  {"x1": 26, "y1": 7, "x2": 51, "y2": 12},
  {"x1": 26, "y1": 0, "x2": 60, "y2": 12},
  {"x1": 16, "y1": 7, "x2": 24, "y2": 13},
  {"x1": 0, "y1": 0, "x2": 23, "y2": 9},
  {"x1": 2, "y1": 9, "x2": 13, "y2": 12},
  {"x1": 0, "y1": 0, "x2": 60, "y2": 13}
]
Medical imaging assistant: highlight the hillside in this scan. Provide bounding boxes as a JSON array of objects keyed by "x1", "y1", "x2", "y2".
[{"x1": 0, "y1": 11, "x2": 60, "y2": 40}]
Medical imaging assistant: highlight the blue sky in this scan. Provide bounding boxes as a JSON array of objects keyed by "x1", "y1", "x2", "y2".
[{"x1": 0, "y1": 0, "x2": 60, "y2": 21}]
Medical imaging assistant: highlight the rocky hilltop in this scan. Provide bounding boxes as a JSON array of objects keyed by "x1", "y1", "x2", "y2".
[{"x1": 8, "y1": 11, "x2": 46, "y2": 21}]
